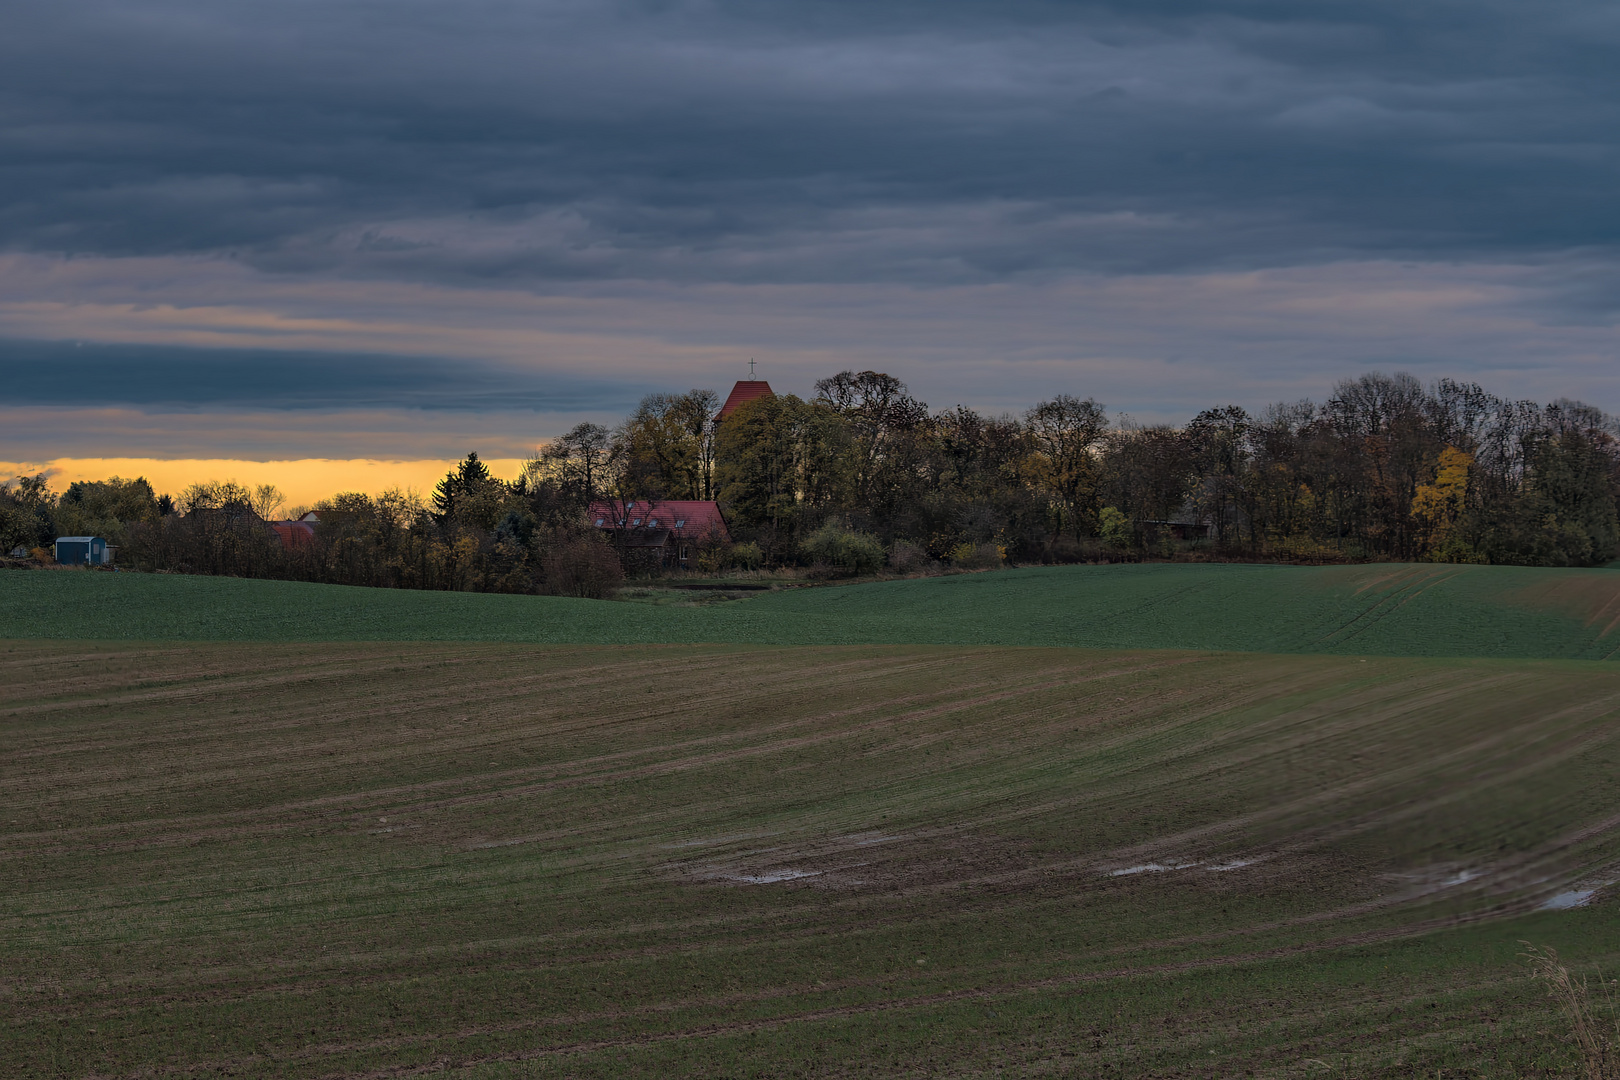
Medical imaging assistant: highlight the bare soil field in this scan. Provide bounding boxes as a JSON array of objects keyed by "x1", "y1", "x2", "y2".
[{"x1": 4, "y1": 641, "x2": 1619, "y2": 1077}]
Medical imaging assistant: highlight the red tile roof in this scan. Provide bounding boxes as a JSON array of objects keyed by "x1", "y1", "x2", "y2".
[
  {"x1": 588, "y1": 499, "x2": 729, "y2": 542},
  {"x1": 718, "y1": 380, "x2": 774, "y2": 421},
  {"x1": 271, "y1": 521, "x2": 315, "y2": 550}
]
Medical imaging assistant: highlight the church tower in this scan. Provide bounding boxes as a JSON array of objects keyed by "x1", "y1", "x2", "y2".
[{"x1": 718, "y1": 359, "x2": 774, "y2": 421}]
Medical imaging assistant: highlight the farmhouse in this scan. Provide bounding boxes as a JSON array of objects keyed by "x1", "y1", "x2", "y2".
[
  {"x1": 54, "y1": 536, "x2": 113, "y2": 565},
  {"x1": 588, "y1": 498, "x2": 730, "y2": 570}
]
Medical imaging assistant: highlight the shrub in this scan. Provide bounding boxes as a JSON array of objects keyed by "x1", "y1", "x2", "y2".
[
  {"x1": 543, "y1": 538, "x2": 625, "y2": 599},
  {"x1": 1427, "y1": 536, "x2": 1488, "y2": 564},
  {"x1": 1099, "y1": 506, "x2": 1133, "y2": 548},
  {"x1": 729, "y1": 541, "x2": 764, "y2": 571},
  {"x1": 950, "y1": 542, "x2": 1004, "y2": 570},
  {"x1": 887, "y1": 539, "x2": 927, "y2": 573},
  {"x1": 800, "y1": 522, "x2": 886, "y2": 575}
]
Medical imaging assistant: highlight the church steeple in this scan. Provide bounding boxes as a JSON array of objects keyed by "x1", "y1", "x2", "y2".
[{"x1": 718, "y1": 361, "x2": 774, "y2": 421}]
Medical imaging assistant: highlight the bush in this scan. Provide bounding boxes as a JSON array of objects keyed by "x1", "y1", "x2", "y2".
[
  {"x1": 949, "y1": 542, "x2": 1004, "y2": 570},
  {"x1": 543, "y1": 538, "x2": 625, "y2": 599},
  {"x1": 728, "y1": 541, "x2": 764, "y2": 571},
  {"x1": 887, "y1": 539, "x2": 927, "y2": 573},
  {"x1": 800, "y1": 522, "x2": 886, "y2": 575},
  {"x1": 1099, "y1": 507, "x2": 1133, "y2": 549}
]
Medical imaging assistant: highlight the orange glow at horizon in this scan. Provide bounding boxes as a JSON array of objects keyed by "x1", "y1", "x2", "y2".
[{"x1": 0, "y1": 457, "x2": 532, "y2": 512}]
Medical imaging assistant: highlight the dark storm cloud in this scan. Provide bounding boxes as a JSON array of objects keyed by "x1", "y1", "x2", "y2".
[
  {"x1": 2, "y1": 0, "x2": 1618, "y2": 285},
  {"x1": 0, "y1": 339, "x2": 647, "y2": 412}
]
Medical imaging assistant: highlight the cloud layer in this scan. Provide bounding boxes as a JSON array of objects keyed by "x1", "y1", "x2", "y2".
[
  {"x1": 0, "y1": 338, "x2": 645, "y2": 412},
  {"x1": 2, "y1": 0, "x2": 1617, "y2": 463},
  {"x1": 6, "y1": 1, "x2": 1620, "y2": 287}
]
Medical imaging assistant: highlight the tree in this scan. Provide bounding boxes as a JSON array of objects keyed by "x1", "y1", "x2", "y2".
[
  {"x1": 1, "y1": 474, "x2": 56, "y2": 552},
  {"x1": 813, "y1": 370, "x2": 928, "y2": 516},
  {"x1": 54, "y1": 476, "x2": 160, "y2": 544},
  {"x1": 1025, "y1": 395, "x2": 1108, "y2": 540},
  {"x1": 534, "y1": 423, "x2": 611, "y2": 505},
  {"x1": 715, "y1": 393, "x2": 821, "y2": 554},
  {"x1": 1186, "y1": 405, "x2": 1251, "y2": 545},
  {"x1": 1411, "y1": 446, "x2": 1473, "y2": 556},
  {"x1": 432, "y1": 452, "x2": 506, "y2": 528},
  {"x1": 250, "y1": 484, "x2": 285, "y2": 521},
  {"x1": 616, "y1": 390, "x2": 720, "y2": 500},
  {"x1": 176, "y1": 480, "x2": 254, "y2": 517}
]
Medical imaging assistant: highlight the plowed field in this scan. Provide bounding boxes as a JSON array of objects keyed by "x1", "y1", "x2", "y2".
[{"x1": 4, "y1": 640, "x2": 1619, "y2": 1077}]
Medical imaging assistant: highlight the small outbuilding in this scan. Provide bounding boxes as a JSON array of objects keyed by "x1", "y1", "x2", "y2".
[{"x1": 54, "y1": 536, "x2": 113, "y2": 566}]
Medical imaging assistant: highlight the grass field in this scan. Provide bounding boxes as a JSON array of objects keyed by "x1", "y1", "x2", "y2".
[
  {"x1": 5, "y1": 638, "x2": 1620, "y2": 1077},
  {"x1": 4, "y1": 560, "x2": 1620, "y2": 658}
]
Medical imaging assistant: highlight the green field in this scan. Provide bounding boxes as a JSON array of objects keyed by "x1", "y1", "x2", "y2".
[
  {"x1": 5, "y1": 566, "x2": 1620, "y2": 1076},
  {"x1": 5, "y1": 561, "x2": 1620, "y2": 657}
]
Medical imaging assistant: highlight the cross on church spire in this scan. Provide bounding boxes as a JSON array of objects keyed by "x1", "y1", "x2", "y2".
[{"x1": 748, "y1": 358, "x2": 756, "y2": 377}]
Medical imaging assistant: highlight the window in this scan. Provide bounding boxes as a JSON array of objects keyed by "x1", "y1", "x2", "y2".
[
  {"x1": 680, "y1": 546, "x2": 690, "y2": 561},
  {"x1": 632, "y1": 518, "x2": 642, "y2": 526},
  {"x1": 675, "y1": 519, "x2": 686, "y2": 528},
  {"x1": 595, "y1": 518, "x2": 605, "y2": 527},
  {"x1": 649, "y1": 518, "x2": 659, "y2": 527},
  {"x1": 627, "y1": 501, "x2": 636, "y2": 509}
]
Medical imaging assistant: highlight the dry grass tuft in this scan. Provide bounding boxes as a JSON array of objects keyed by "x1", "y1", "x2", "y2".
[{"x1": 1523, "y1": 942, "x2": 1620, "y2": 1079}]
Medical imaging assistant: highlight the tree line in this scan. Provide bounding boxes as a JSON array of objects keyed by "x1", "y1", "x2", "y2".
[
  {"x1": 580, "y1": 369, "x2": 1620, "y2": 569},
  {"x1": 3, "y1": 369, "x2": 1617, "y2": 595}
]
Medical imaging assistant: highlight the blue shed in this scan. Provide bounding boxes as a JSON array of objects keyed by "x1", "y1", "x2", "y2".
[{"x1": 54, "y1": 536, "x2": 111, "y2": 566}]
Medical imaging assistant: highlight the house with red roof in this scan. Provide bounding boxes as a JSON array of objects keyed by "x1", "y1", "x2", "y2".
[{"x1": 587, "y1": 498, "x2": 730, "y2": 569}]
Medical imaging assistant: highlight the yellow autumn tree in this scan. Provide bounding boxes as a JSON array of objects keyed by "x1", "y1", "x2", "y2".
[{"x1": 1411, "y1": 446, "x2": 1472, "y2": 554}]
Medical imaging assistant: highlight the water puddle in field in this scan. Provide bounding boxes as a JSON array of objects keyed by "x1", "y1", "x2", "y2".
[
  {"x1": 1543, "y1": 889, "x2": 1597, "y2": 910},
  {"x1": 1541, "y1": 878, "x2": 1614, "y2": 910},
  {"x1": 1109, "y1": 855, "x2": 1260, "y2": 877}
]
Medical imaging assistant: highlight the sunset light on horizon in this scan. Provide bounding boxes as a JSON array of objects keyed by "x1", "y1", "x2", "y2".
[{"x1": 0, "y1": 457, "x2": 532, "y2": 511}]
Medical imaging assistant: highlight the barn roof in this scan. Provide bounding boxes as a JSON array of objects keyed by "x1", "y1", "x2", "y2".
[
  {"x1": 718, "y1": 380, "x2": 774, "y2": 421},
  {"x1": 271, "y1": 521, "x2": 316, "y2": 549}
]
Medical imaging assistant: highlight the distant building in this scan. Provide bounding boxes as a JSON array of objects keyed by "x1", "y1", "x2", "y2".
[
  {"x1": 54, "y1": 536, "x2": 113, "y2": 566},
  {"x1": 270, "y1": 521, "x2": 316, "y2": 550},
  {"x1": 718, "y1": 379, "x2": 774, "y2": 422},
  {"x1": 587, "y1": 498, "x2": 730, "y2": 569}
]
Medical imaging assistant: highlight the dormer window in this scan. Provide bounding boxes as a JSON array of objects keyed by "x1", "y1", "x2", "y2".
[
  {"x1": 649, "y1": 518, "x2": 659, "y2": 527},
  {"x1": 626, "y1": 501, "x2": 635, "y2": 509},
  {"x1": 595, "y1": 518, "x2": 605, "y2": 527},
  {"x1": 632, "y1": 518, "x2": 642, "y2": 526},
  {"x1": 675, "y1": 519, "x2": 686, "y2": 528}
]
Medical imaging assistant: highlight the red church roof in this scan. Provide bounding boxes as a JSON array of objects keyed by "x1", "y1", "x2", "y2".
[{"x1": 718, "y1": 380, "x2": 774, "y2": 420}]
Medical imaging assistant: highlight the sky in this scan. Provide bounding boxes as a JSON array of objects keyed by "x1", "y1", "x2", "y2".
[{"x1": 4, "y1": 0, "x2": 1619, "y2": 503}]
